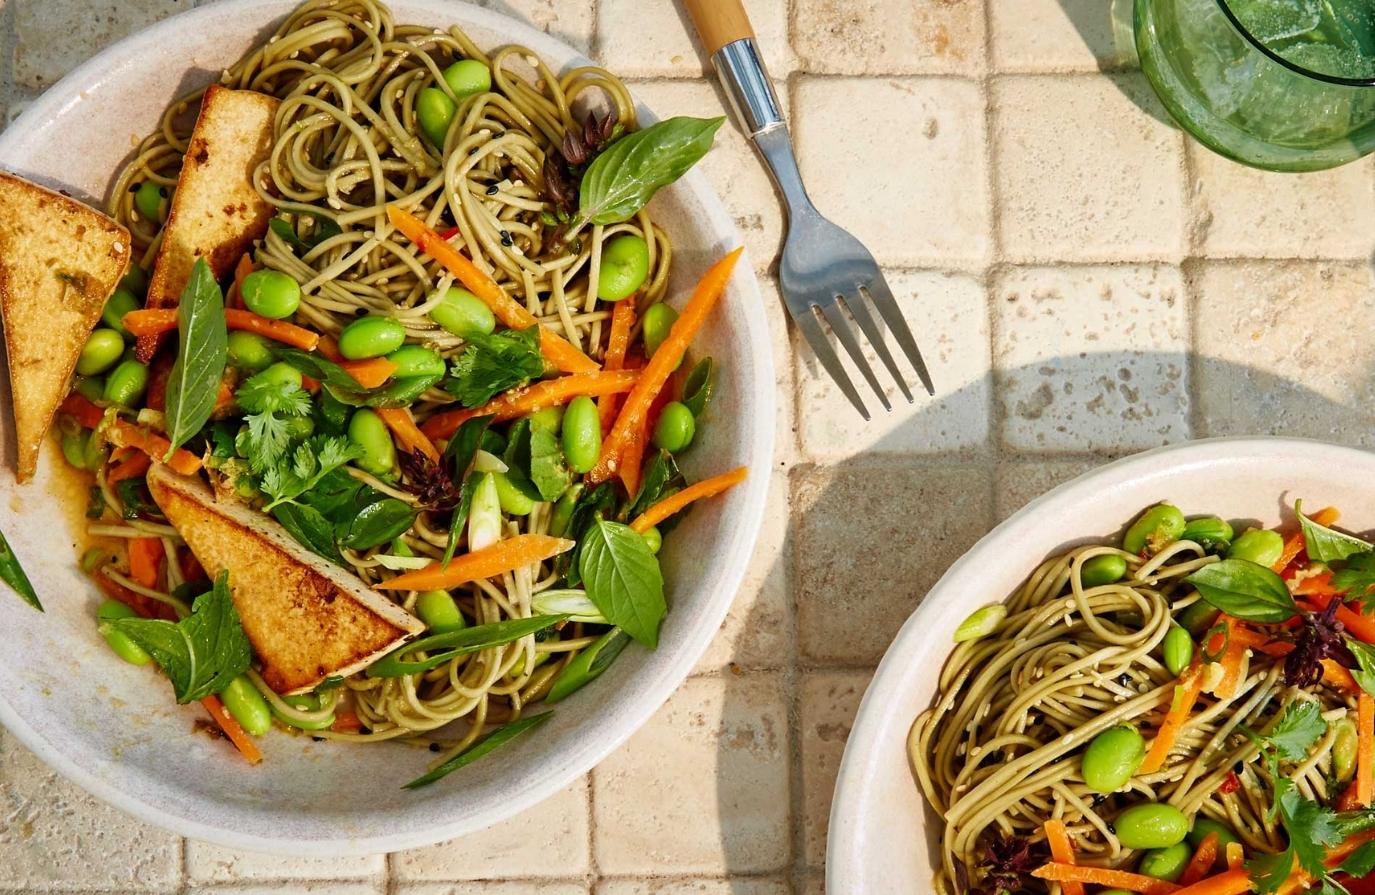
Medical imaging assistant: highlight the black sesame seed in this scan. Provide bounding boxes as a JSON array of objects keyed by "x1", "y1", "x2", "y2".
[
  {"x1": 1091, "y1": 794, "x2": 1107, "y2": 807},
  {"x1": 500, "y1": 230, "x2": 513, "y2": 247},
  {"x1": 1106, "y1": 823, "x2": 1116, "y2": 835},
  {"x1": 312, "y1": 736, "x2": 324, "y2": 742},
  {"x1": 1233, "y1": 762, "x2": 1245, "y2": 774},
  {"x1": 355, "y1": 307, "x2": 369, "y2": 316},
  {"x1": 1115, "y1": 673, "x2": 1132, "y2": 687},
  {"x1": 486, "y1": 184, "x2": 499, "y2": 195},
  {"x1": 128, "y1": 183, "x2": 139, "y2": 193},
  {"x1": 429, "y1": 742, "x2": 441, "y2": 753}
]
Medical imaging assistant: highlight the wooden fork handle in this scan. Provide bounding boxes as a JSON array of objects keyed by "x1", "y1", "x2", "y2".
[{"x1": 682, "y1": 0, "x2": 756, "y2": 56}]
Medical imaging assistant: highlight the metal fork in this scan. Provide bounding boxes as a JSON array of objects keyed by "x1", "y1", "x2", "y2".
[{"x1": 682, "y1": 0, "x2": 935, "y2": 419}]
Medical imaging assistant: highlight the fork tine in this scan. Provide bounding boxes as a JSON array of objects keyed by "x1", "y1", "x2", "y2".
[
  {"x1": 839, "y1": 292, "x2": 912, "y2": 404},
  {"x1": 862, "y1": 276, "x2": 935, "y2": 396},
  {"x1": 818, "y1": 302, "x2": 891, "y2": 413},
  {"x1": 794, "y1": 309, "x2": 869, "y2": 420}
]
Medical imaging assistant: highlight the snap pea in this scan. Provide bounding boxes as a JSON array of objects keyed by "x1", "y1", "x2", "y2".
[
  {"x1": 1227, "y1": 528, "x2": 1284, "y2": 567},
  {"x1": 546, "y1": 627, "x2": 631, "y2": 703},
  {"x1": 96, "y1": 600, "x2": 152, "y2": 665},
  {"x1": 1334, "y1": 717, "x2": 1359, "y2": 784},
  {"x1": 240, "y1": 269, "x2": 301, "y2": 320},
  {"x1": 227, "y1": 330, "x2": 276, "y2": 371},
  {"x1": 1188, "y1": 817, "x2": 1241, "y2": 851},
  {"x1": 1122, "y1": 504, "x2": 1186, "y2": 555},
  {"x1": 417, "y1": 87, "x2": 457, "y2": 147},
  {"x1": 429, "y1": 287, "x2": 495, "y2": 337},
  {"x1": 338, "y1": 315, "x2": 405, "y2": 359},
  {"x1": 348, "y1": 409, "x2": 396, "y2": 475},
  {"x1": 652, "y1": 402, "x2": 695, "y2": 452},
  {"x1": 417, "y1": 589, "x2": 466, "y2": 633},
  {"x1": 220, "y1": 675, "x2": 272, "y2": 737},
  {"x1": 597, "y1": 234, "x2": 650, "y2": 301},
  {"x1": 1162, "y1": 624, "x2": 1194, "y2": 677},
  {"x1": 549, "y1": 484, "x2": 583, "y2": 537},
  {"x1": 133, "y1": 181, "x2": 167, "y2": 222},
  {"x1": 1178, "y1": 599, "x2": 1221, "y2": 637},
  {"x1": 75, "y1": 376, "x2": 105, "y2": 403},
  {"x1": 562, "y1": 396, "x2": 601, "y2": 474},
  {"x1": 642, "y1": 302, "x2": 678, "y2": 358},
  {"x1": 1182, "y1": 516, "x2": 1233, "y2": 552},
  {"x1": 103, "y1": 359, "x2": 149, "y2": 407},
  {"x1": 1138, "y1": 842, "x2": 1192, "y2": 882},
  {"x1": 76, "y1": 328, "x2": 125, "y2": 375},
  {"x1": 641, "y1": 525, "x2": 662, "y2": 555},
  {"x1": 953, "y1": 604, "x2": 1007, "y2": 642},
  {"x1": 1081, "y1": 725, "x2": 1145, "y2": 793},
  {"x1": 102, "y1": 287, "x2": 141, "y2": 337},
  {"x1": 386, "y1": 344, "x2": 445, "y2": 379},
  {"x1": 443, "y1": 58, "x2": 492, "y2": 98},
  {"x1": 1114, "y1": 803, "x2": 1189, "y2": 849},
  {"x1": 272, "y1": 692, "x2": 335, "y2": 731},
  {"x1": 1081, "y1": 554, "x2": 1128, "y2": 587},
  {"x1": 494, "y1": 471, "x2": 534, "y2": 515}
]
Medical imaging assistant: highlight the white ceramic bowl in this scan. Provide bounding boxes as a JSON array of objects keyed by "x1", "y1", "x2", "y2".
[
  {"x1": 0, "y1": 0, "x2": 773, "y2": 855},
  {"x1": 827, "y1": 437, "x2": 1375, "y2": 893}
]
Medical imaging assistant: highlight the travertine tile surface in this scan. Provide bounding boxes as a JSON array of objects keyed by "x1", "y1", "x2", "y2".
[{"x1": 4, "y1": 1, "x2": 1375, "y2": 893}]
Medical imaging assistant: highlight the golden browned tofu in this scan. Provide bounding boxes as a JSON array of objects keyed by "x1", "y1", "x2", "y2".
[
  {"x1": 139, "y1": 84, "x2": 278, "y2": 361},
  {"x1": 147, "y1": 464, "x2": 424, "y2": 694},
  {"x1": 0, "y1": 172, "x2": 131, "y2": 481}
]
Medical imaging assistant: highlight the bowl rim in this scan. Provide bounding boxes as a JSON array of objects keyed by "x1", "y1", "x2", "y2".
[
  {"x1": 0, "y1": 0, "x2": 775, "y2": 855},
  {"x1": 826, "y1": 436, "x2": 1375, "y2": 892}
]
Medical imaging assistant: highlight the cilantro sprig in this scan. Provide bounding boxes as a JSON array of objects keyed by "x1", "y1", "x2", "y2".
[{"x1": 442, "y1": 326, "x2": 544, "y2": 408}]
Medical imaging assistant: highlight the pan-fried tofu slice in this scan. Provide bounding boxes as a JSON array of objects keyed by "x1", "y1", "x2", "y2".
[
  {"x1": 147, "y1": 464, "x2": 425, "y2": 694},
  {"x1": 0, "y1": 173, "x2": 131, "y2": 482},
  {"x1": 138, "y1": 84, "x2": 278, "y2": 361}
]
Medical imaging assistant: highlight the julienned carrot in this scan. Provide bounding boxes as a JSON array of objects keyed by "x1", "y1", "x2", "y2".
[
  {"x1": 630, "y1": 467, "x2": 749, "y2": 533},
  {"x1": 1172, "y1": 869, "x2": 1251, "y2": 895},
  {"x1": 376, "y1": 534, "x2": 574, "y2": 591},
  {"x1": 1224, "y1": 842, "x2": 1244, "y2": 871},
  {"x1": 227, "y1": 253, "x2": 254, "y2": 310},
  {"x1": 1031, "y1": 862, "x2": 1180, "y2": 894},
  {"x1": 1274, "y1": 506, "x2": 1339, "y2": 571},
  {"x1": 331, "y1": 709, "x2": 362, "y2": 733},
  {"x1": 1304, "y1": 593, "x2": 1375, "y2": 644},
  {"x1": 386, "y1": 206, "x2": 598, "y2": 374},
  {"x1": 420, "y1": 370, "x2": 641, "y2": 440},
  {"x1": 588, "y1": 248, "x2": 742, "y2": 487},
  {"x1": 1043, "y1": 820, "x2": 1084, "y2": 895},
  {"x1": 318, "y1": 334, "x2": 343, "y2": 362},
  {"x1": 200, "y1": 694, "x2": 263, "y2": 765},
  {"x1": 340, "y1": 357, "x2": 397, "y2": 389},
  {"x1": 599, "y1": 298, "x2": 636, "y2": 433},
  {"x1": 1180, "y1": 832, "x2": 1220, "y2": 886},
  {"x1": 1324, "y1": 658, "x2": 1359, "y2": 692},
  {"x1": 1359, "y1": 692, "x2": 1374, "y2": 807},
  {"x1": 60, "y1": 393, "x2": 105, "y2": 429},
  {"x1": 1140, "y1": 665, "x2": 1204, "y2": 774},
  {"x1": 106, "y1": 451, "x2": 152, "y2": 485},
  {"x1": 128, "y1": 537, "x2": 163, "y2": 589},
  {"x1": 121, "y1": 308, "x2": 321, "y2": 352},
  {"x1": 107, "y1": 419, "x2": 201, "y2": 475},
  {"x1": 1213, "y1": 618, "x2": 1246, "y2": 700},
  {"x1": 376, "y1": 407, "x2": 439, "y2": 463},
  {"x1": 617, "y1": 416, "x2": 650, "y2": 496}
]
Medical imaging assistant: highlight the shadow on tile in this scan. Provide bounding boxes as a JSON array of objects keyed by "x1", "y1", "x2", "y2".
[{"x1": 1053, "y1": 0, "x2": 1175, "y2": 126}]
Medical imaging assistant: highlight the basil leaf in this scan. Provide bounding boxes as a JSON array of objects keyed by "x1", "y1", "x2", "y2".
[
  {"x1": 163, "y1": 257, "x2": 228, "y2": 457},
  {"x1": 442, "y1": 416, "x2": 495, "y2": 567},
  {"x1": 546, "y1": 627, "x2": 630, "y2": 704},
  {"x1": 1185, "y1": 559, "x2": 1297, "y2": 623},
  {"x1": 1339, "y1": 839, "x2": 1375, "y2": 877},
  {"x1": 0, "y1": 528, "x2": 40, "y2": 611},
  {"x1": 502, "y1": 418, "x2": 542, "y2": 502},
  {"x1": 628, "y1": 450, "x2": 682, "y2": 520},
  {"x1": 403, "y1": 711, "x2": 553, "y2": 789},
  {"x1": 681, "y1": 356, "x2": 715, "y2": 417},
  {"x1": 560, "y1": 482, "x2": 620, "y2": 585},
  {"x1": 106, "y1": 570, "x2": 251, "y2": 703},
  {"x1": 298, "y1": 468, "x2": 369, "y2": 519},
  {"x1": 367, "y1": 614, "x2": 568, "y2": 677},
  {"x1": 269, "y1": 212, "x2": 341, "y2": 251},
  {"x1": 340, "y1": 498, "x2": 417, "y2": 550},
  {"x1": 1349, "y1": 639, "x2": 1375, "y2": 698},
  {"x1": 579, "y1": 519, "x2": 665, "y2": 648},
  {"x1": 577, "y1": 116, "x2": 725, "y2": 226},
  {"x1": 272, "y1": 502, "x2": 345, "y2": 565},
  {"x1": 1298, "y1": 500, "x2": 1373, "y2": 563},
  {"x1": 529, "y1": 424, "x2": 570, "y2": 501}
]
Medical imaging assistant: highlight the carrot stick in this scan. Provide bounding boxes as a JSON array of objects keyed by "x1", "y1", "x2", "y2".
[
  {"x1": 1043, "y1": 820, "x2": 1084, "y2": 895},
  {"x1": 1274, "y1": 506, "x2": 1339, "y2": 571},
  {"x1": 200, "y1": 694, "x2": 263, "y2": 765},
  {"x1": 317, "y1": 334, "x2": 344, "y2": 362},
  {"x1": 1171, "y1": 869, "x2": 1251, "y2": 895},
  {"x1": 588, "y1": 248, "x2": 741, "y2": 486},
  {"x1": 107, "y1": 419, "x2": 201, "y2": 476},
  {"x1": 1323, "y1": 658, "x2": 1359, "y2": 692},
  {"x1": 1303, "y1": 593, "x2": 1375, "y2": 644},
  {"x1": 420, "y1": 370, "x2": 640, "y2": 440},
  {"x1": 106, "y1": 451, "x2": 152, "y2": 485},
  {"x1": 1180, "y1": 832, "x2": 1220, "y2": 886},
  {"x1": 376, "y1": 407, "x2": 439, "y2": 463},
  {"x1": 331, "y1": 709, "x2": 362, "y2": 733},
  {"x1": 94, "y1": 572, "x2": 178, "y2": 622},
  {"x1": 339, "y1": 357, "x2": 397, "y2": 389},
  {"x1": 1140, "y1": 665, "x2": 1204, "y2": 774},
  {"x1": 386, "y1": 206, "x2": 598, "y2": 374},
  {"x1": 1224, "y1": 842, "x2": 1244, "y2": 871},
  {"x1": 629, "y1": 467, "x2": 749, "y2": 533},
  {"x1": 226, "y1": 253, "x2": 254, "y2": 310},
  {"x1": 122, "y1": 308, "x2": 321, "y2": 351},
  {"x1": 618, "y1": 416, "x2": 651, "y2": 496},
  {"x1": 376, "y1": 534, "x2": 574, "y2": 591},
  {"x1": 1214, "y1": 618, "x2": 1247, "y2": 700},
  {"x1": 1294, "y1": 571, "x2": 1337, "y2": 596},
  {"x1": 128, "y1": 538, "x2": 163, "y2": 589},
  {"x1": 60, "y1": 393, "x2": 106, "y2": 429},
  {"x1": 1031, "y1": 862, "x2": 1180, "y2": 894},
  {"x1": 599, "y1": 298, "x2": 636, "y2": 433},
  {"x1": 1359, "y1": 692, "x2": 1373, "y2": 807}
]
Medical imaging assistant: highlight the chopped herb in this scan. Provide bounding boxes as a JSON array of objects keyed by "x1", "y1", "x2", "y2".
[
  {"x1": 442, "y1": 327, "x2": 544, "y2": 408},
  {"x1": 1299, "y1": 500, "x2": 1374, "y2": 563}
]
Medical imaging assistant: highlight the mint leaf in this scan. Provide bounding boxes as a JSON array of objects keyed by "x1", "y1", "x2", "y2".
[
  {"x1": 443, "y1": 327, "x2": 543, "y2": 408},
  {"x1": 105, "y1": 570, "x2": 250, "y2": 703},
  {"x1": 0, "y1": 528, "x2": 40, "y2": 612},
  {"x1": 1269, "y1": 700, "x2": 1328, "y2": 761},
  {"x1": 164, "y1": 258, "x2": 228, "y2": 457},
  {"x1": 579, "y1": 518, "x2": 665, "y2": 648},
  {"x1": 403, "y1": 712, "x2": 553, "y2": 789},
  {"x1": 1185, "y1": 559, "x2": 1298, "y2": 622},
  {"x1": 1299, "y1": 500, "x2": 1373, "y2": 563}
]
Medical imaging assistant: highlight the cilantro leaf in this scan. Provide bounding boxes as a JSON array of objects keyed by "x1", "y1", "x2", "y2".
[
  {"x1": 443, "y1": 327, "x2": 544, "y2": 408},
  {"x1": 1299, "y1": 500, "x2": 1374, "y2": 564},
  {"x1": 1269, "y1": 700, "x2": 1328, "y2": 761},
  {"x1": 1339, "y1": 839, "x2": 1375, "y2": 877},
  {"x1": 236, "y1": 375, "x2": 312, "y2": 416},
  {"x1": 1249, "y1": 846, "x2": 1297, "y2": 895},
  {"x1": 1334, "y1": 553, "x2": 1375, "y2": 614},
  {"x1": 243, "y1": 411, "x2": 294, "y2": 473},
  {"x1": 261, "y1": 435, "x2": 361, "y2": 509},
  {"x1": 1281, "y1": 786, "x2": 1343, "y2": 878},
  {"x1": 104, "y1": 571, "x2": 250, "y2": 703}
]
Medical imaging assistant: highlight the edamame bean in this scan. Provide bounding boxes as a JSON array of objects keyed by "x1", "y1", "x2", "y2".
[
  {"x1": 562, "y1": 396, "x2": 601, "y2": 474},
  {"x1": 386, "y1": 344, "x2": 444, "y2": 379},
  {"x1": 1114, "y1": 803, "x2": 1189, "y2": 850},
  {"x1": 102, "y1": 287, "x2": 140, "y2": 336},
  {"x1": 76, "y1": 328, "x2": 125, "y2": 375},
  {"x1": 227, "y1": 330, "x2": 276, "y2": 372},
  {"x1": 642, "y1": 302, "x2": 678, "y2": 357},
  {"x1": 1138, "y1": 842, "x2": 1192, "y2": 882},
  {"x1": 254, "y1": 361, "x2": 304, "y2": 391},
  {"x1": 1163, "y1": 624, "x2": 1194, "y2": 677},
  {"x1": 1178, "y1": 600, "x2": 1220, "y2": 637},
  {"x1": 1081, "y1": 725, "x2": 1146, "y2": 794},
  {"x1": 1081, "y1": 554, "x2": 1128, "y2": 587},
  {"x1": 241, "y1": 269, "x2": 301, "y2": 320},
  {"x1": 120, "y1": 265, "x2": 148, "y2": 297},
  {"x1": 1182, "y1": 516, "x2": 1233, "y2": 552},
  {"x1": 597, "y1": 235, "x2": 650, "y2": 301},
  {"x1": 416, "y1": 589, "x2": 466, "y2": 633},
  {"x1": 443, "y1": 59, "x2": 492, "y2": 98},
  {"x1": 103, "y1": 360, "x2": 149, "y2": 407},
  {"x1": 1188, "y1": 817, "x2": 1241, "y2": 850},
  {"x1": 1334, "y1": 718, "x2": 1359, "y2": 784},
  {"x1": 348, "y1": 409, "x2": 396, "y2": 475},
  {"x1": 953, "y1": 604, "x2": 1007, "y2": 642},
  {"x1": 97, "y1": 600, "x2": 152, "y2": 665},
  {"x1": 529, "y1": 406, "x2": 563, "y2": 433},
  {"x1": 429, "y1": 287, "x2": 495, "y2": 337},
  {"x1": 282, "y1": 416, "x2": 315, "y2": 440},
  {"x1": 494, "y1": 471, "x2": 534, "y2": 515},
  {"x1": 338, "y1": 315, "x2": 405, "y2": 359},
  {"x1": 1227, "y1": 528, "x2": 1284, "y2": 567},
  {"x1": 220, "y1": 675, "x2": 272, "y2": 737},
  {"x1": 62, "y1": 430, "x2": 94, "y2": 469},
  {"x1": 550, "y1": 484, "x2": 583, "y2": 537},
  {"x1": 652, "y1": 402, "x2": 695, "y2": 452},
  {"x1": 1123, "y1": 504, "x2": 1186, "y2": 555},
  {"x1": 641, "y1": 526, "x2": 662, "y2": 555},
  {"x1": 417, "y1": 87, "x2": 457, "y2": 147},
  {"x1": 134, "y1": 181, "x2": 167, "y2": 222},
  {"x1": 273, "y1": 693, "x2": 335, "y2": 731},
  {"x1": 75, "y1": 376, "x2": 105, "y2": 403}
]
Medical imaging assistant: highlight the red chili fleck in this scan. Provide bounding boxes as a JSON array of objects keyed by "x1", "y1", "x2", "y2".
[
  {"x1": 1219, "y1": 771, "x2": 1241, "y2": 795},
  {"x1": 437, "y1": 226, "x2": 460, "y2": 240}
]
